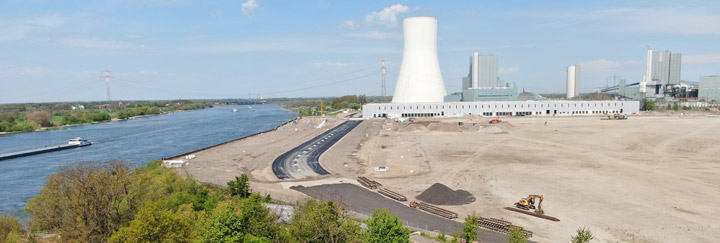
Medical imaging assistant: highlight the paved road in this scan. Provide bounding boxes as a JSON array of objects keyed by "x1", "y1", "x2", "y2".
[
  {"x1": 293, "y1": 183, "x2": 512, "y2": 243},
  {"x1": 272, "y1": 120, "x2": 363, "y2": 179}
]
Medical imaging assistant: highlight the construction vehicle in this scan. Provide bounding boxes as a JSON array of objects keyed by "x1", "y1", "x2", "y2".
[
  {"x1": 515, "y1": 194, "x2": 544, "y2": 214},
  {"x1": 489, "y1": 117, "x2": 501, "y2": 124},
  {"x1": 409, "y1": 201, "x2": 418, "y2": 208},
  {"x1": 601, "y1": 114, "x2": 628, "y2": 120}
]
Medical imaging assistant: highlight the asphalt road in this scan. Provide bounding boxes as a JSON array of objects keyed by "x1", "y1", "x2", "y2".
[
  {"x1": 293, "y1": 183, "x2": 512, "y2": 243},
  {"x1": 272, "y1": 120, "x2": 363, "y2": 180}
]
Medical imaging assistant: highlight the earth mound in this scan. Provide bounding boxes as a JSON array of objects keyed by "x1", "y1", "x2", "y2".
[{"x1": 416, "y1": 183, "x2": 475, "y2": 205}]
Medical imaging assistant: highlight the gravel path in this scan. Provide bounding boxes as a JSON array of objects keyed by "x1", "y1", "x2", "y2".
[{"x1": 292, "y1": 183, "x2": 511, "y2": 243}]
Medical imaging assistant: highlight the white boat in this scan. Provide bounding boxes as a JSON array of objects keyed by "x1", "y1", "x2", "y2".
[
  {"x1": 233, "y1": 108, "x2": 238, "y2": 112},
  {"x1": 68, "y1": 137, "x2": 92, "y2": 146},
  {"x1": 248, "y1": 106, "x2": 255, "y2": 112}
]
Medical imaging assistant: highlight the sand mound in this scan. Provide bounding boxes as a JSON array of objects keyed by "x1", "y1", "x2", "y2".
[
  {"x1": 427, "y1": 122, "x2": 461, "y2": 132},
  {"x1": 416, "y1": 183, "x2": 475, "y2": 205}
]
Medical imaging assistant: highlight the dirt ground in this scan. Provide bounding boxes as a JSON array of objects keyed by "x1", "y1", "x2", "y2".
[
  {"x1": 322, "y1": 112, "x2": 720, "y2": 242},
  {"x1": 182, "y1": 110, "x2": 720, "y2": 242}
]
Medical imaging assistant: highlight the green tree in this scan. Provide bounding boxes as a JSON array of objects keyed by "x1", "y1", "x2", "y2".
[
  {"x1": 109, "y1": 201, "x2": 202, "y2": 243},
  {"x1": 508, "y1": 228, "x2": 529, "y2": 243},
  {"x1": 228, "y1": 174, "x2": 250, "y2": 198},
  {"x1": 365, "y1": 208, "x2": 410, "y2": 243},
  {"x1": 640, "y1": 98, "x2": 655, "y2": 111},
  {"x1": 571, "y1": 227, "x2": 595, "y2": 243},
  {"x1": 0, "y1": 215, "x2": 24, "y2": 242},
  {"x1": 289, "y1": 199, "x2": 366, "y2": 243},
  {"x1": 437, "y1": 232, "x2": 447, "y2": 241},
  {"x1": 462, "y1": 213, "x2": 481, "y2": 243},
  {"x1": 197, "y1": 195, "x2": 278, "y2": 243}
]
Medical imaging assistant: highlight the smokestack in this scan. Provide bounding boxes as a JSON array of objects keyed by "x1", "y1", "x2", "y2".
[{"x1": 392, "y1": 17, "x2": 447, "y2": 103}]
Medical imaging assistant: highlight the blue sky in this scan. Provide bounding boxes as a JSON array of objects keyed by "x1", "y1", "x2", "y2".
[{"x1": 1, "y1": 0, "x2": 719, "y2": 103}]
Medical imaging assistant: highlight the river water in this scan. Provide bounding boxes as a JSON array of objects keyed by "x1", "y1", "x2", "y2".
[{"x1": 0, "y1": 104, "x2": 296, "y2": 214}]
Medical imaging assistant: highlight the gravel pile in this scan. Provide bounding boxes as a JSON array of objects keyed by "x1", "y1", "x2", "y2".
[{"x1": 416, "y1": 183, "x2": 476, "y2": 205}]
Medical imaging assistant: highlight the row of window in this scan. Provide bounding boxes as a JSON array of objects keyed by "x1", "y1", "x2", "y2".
[{"x1": 375, "y1": 102, "x2": 626, "y2": 111}]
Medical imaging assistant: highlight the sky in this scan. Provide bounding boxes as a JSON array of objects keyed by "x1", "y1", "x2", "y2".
[{"x1": 1, "y1": 0, "x2": 720, "y2": 103}]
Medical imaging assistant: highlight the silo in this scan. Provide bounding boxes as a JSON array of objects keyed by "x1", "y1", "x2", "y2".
[
  {"x1": 567, "y1": 65, "x2": 578, "y2": 99},
  {"x1": 392, "y1": 17, "x2": 447, "y2": 103}
]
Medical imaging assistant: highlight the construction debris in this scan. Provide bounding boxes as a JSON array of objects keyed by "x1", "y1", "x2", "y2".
[{"x1": 504, "y1": 207, "x2": 560, "y2": 221}]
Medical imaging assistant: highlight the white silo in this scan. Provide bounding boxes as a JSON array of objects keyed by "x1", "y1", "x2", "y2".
[
  {"x1": 567, "y1": 65, "x2": 580, "y2": 99},
  {"x1": 392, "y1": 17, "x2": 447, "y2": 103}
]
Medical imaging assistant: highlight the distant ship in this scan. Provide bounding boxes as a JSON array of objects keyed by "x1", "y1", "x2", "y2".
[
  {"x1": 248, "y1": 106, "x2": 255, "y2": 112},
  {"x1": 0, "y1": 137, "x2": 92, "y2": 161},
  {"x1": 233, "y1": 108, "x2": 238, "y2": 112}
]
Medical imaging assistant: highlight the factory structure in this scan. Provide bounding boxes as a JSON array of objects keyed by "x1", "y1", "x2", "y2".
[
  {"x1": 444, "y1": 53, "x2": 518, "y2": 102},
  {"x1": 566, "y1": 65, "x2": 580, "y2": 99},
  {"x1": 363, "y1": 17, "x2": 639, "y2": 119}
]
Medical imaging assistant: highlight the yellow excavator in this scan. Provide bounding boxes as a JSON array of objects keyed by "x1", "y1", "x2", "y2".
[{"x1": 515, "y1": 194, "x2": 544, "y2": 214}]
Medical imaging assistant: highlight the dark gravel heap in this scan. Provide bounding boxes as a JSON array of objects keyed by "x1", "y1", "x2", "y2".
[{"x1": 416, "y1": 183, "x2": 476, "y2": 205}]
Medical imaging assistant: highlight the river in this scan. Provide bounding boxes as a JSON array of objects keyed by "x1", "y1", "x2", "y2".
[{"x1": 0, "y1": 104, "x2": 297, "y2": 214}]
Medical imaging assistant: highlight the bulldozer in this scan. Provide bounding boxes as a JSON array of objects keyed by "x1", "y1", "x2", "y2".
[
  {"x1": 515, "y1": 194, "x2": 544, "y2": 214},
  {"x1": 601, "y1": 114, "x2": 628, "y2": 120},
  {"x1": 489, "y1": 117, "x2": 501, "y2": 124}
]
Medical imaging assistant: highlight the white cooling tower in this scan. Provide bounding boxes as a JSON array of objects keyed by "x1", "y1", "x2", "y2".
[
  {"x1": 392, "y1": 17, "x2": 446, "y2": 103},
  {"x1": 567, "y1": 65, "x2": 579, "y2": 99}
]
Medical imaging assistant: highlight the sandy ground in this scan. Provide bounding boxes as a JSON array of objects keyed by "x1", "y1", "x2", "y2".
[{"x1": 182, "y1": 110, "x2": 720, "y2": 242}]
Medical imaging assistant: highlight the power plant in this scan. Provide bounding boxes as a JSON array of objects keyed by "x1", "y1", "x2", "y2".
[
  {"x1": 364, "y1": 16, "x2": 640, "y2": 119},
  {"x1": 391, "y1": 17, "x2": 447, "y2": 103}
]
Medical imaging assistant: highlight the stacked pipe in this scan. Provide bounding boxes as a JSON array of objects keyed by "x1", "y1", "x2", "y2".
[
  {"x1": 378, "y1": 188, "x2": 407, "y2": 201},
  {"x1": 477, "y1": 217, "x2": 533, "y2": 238},
  {"x1": 416, "y1": 201, "x2": 458, "y2": 219},
  {"x1": 357, "y1": 176, "x2": 382, "y2": 189}
]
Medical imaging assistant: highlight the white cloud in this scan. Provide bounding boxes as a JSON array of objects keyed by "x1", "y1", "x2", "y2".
[
  {"x1": 311, "y1": 62, "x2": 352, "y2": 67},
  {"x1": 342, "y1": 20, "x2": 359, "y2": 29},
  {"x1": 364, "y1": 4, "x2": 410, "y2": 27},
  {"x1": 60, "y1": 38, "x2": 149, "y2": 50},
  {"x1": 181, "y1": 36, "x2": 400, "y2": 54},
  {"x1": 212, "y1": 10, "x2": 223, "y2": 18},
  {"x1": 241, "y1": 0, "x2": 260, "y2": 16},
  {"x1": 685, "y1": 54, "x2": 720, "y2": 63},
  {"x1": 499, "y1": 66, "x2": 519, "y2": 74},
  {"x1": 0, "y1": 65, "x2": 53, "y2": 77},
  {"x1": 138, "y1": 70, "x2": 159, "y2": 75},
  {"x1": 578, "y1": 59, "x2": 622, "y2": 73},
  {"x1": 343, "y1": 31, "x2": 401, "y2": 39},
  {"x1": 456, "y1": 11, "x2": 475, "y2": 16},
  {"x1": 0, "y1": 15, "x2": 68, "y2": 42}
]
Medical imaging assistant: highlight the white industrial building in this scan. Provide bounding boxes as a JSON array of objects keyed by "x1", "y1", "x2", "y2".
[
  {"x1": 363, "y1": 100, "x2": 639, "y2": 118},
  {"x1": 391, "y1": 17, "x2": 447, "y2": 103},
  {"x1": 363, "y1": 16, "x2": 640, "y2": 119},
  {"x1": 566, "y1": 65, "x2": 580, "y2": 99}
]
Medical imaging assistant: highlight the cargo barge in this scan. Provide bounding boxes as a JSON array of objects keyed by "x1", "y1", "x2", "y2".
[{"x1": 0, "y1": 137, "x2": 92, "y2": 161}]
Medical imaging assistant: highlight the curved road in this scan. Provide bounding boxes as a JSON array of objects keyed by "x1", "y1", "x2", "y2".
[{"x1": 273, "y1": 120, "x2": 362, "y2": 180}]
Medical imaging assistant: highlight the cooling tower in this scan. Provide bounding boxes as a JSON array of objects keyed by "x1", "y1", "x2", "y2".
[{"x1": 392, "y1": 17, "x2": 446, "y2": 103}]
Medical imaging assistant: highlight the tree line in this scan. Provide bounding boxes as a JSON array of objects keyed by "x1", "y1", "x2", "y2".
[{"x1": 0, "y1": 100, "x2": 214, "y2": 133}]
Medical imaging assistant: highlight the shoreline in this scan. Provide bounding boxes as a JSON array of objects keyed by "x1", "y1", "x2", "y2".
[
  {"x1": 0, "y1": 107, "x2": 212, "y2": 136},
  {"x1": 167, "y1": 115, "x2": 299, "y2": 160}
]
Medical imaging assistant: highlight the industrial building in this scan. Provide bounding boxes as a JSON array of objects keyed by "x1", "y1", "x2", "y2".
[
  {"x1": 566, "y1": 65, "x2": 580, "y2": 99},
  {"x1": 363, "y1": 100, "x2": 639, "y2": 118},
  {"x1": 641, "y1": 48, "x2": 683, "y2": 99},
  {"x1": 365, "y1": 16, "x2": 640, "y2": 119},
  {"x1": 699, "y1": 76, "x2": 720, "y2": 102},
  {"x1": 444, "y1": 52, "x2": 518, "y2": 102}
]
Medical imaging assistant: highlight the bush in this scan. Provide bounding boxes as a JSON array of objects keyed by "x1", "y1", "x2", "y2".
[
  {"x1": 289, "y1": 199, "x2": 366, "y2": 243},
  {"x1": 571, "y1": 227, "x2": 595, "y2": 243},
  {"x1": 462, "y1": 213, "x2": 481, "y2": 243},
  {"x1": 508, "y1": 228, "x2": 529, "y2": 243},
  {"x1": 0, "y1": 215, "x2": 24, "y2": 242},
  {"x1": 366, "y1": 208, "x2": 410, "y2": 243},
  {"x1": 109, "y1": 201, "x2": 203, "y2": 243}
]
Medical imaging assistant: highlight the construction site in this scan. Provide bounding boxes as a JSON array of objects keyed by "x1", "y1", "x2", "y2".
[{"x1": 177, "y1": 109, "x2": 720, "y2": 242}]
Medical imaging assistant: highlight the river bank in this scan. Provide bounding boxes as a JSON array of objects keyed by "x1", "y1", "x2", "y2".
[{"x1": 0, "y1": 104, "x2": 297, "y2": 214}]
